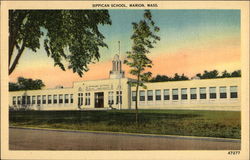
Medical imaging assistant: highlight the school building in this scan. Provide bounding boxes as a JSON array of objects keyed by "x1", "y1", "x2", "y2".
[{"x1": 9, "y1": 54, "x2": 240, "y2": 111}]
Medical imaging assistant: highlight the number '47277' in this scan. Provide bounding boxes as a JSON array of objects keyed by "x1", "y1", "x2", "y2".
[{"x1": 228, "y1": 151, "x2": 240, "y2": 155}]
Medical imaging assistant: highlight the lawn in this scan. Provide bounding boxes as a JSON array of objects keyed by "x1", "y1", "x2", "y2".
[{"x1": 9, "y1": 109, "x2": 241, "y2": 139}]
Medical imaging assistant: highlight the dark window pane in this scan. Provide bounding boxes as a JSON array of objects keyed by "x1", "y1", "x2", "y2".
[
  {"x1": 191, "y1": 94, "x2": 197, "y2": 99},
  {"x1": 181, "y1": 94, "x2": 187, "y2": 100},
  {"x1": 156, "y1": 95, "x2": 161, "y2": 100},
  {"x1": 173, "y1": 95, "x2": 178, "y2": 100},
  {"x1": 140, "y1": 96, "x2": 145, "y2": 101},
  {"x1": 220, "y1": 93, "x2": 227, "y2": 98},
  {"x1": 164, "y1": 95, "x2": 170, "y2": 100},
  {"x1": 148, "y1": 96, "x2": 153, "y2": 101},
  {"x1": 210, "y1": 93, "x2": 216, "y2": 99},
  {"x1": 59, "y1": 99, "x2": 63, "y2": 104},
  {"x1": 231, "y1": 92, "x2": 238, "y2": 98},
  {"x1": 27, "y1": 96, "x2": 30, "y2": 104},
  {"x1": 22, "y1": 96, "x2": 26, "y2": 105},
  {"x1": 200, "y1": 94, "x2": 206, "y2": 99}
]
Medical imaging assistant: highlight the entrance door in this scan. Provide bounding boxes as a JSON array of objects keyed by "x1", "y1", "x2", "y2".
[{"x1": 95, "y1": 92, "x2": 104, "y2": 108}]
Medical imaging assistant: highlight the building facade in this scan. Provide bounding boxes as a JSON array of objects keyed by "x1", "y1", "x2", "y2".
[{"x1": 9, "y1": 55, "x2": 241, "y2": 111}]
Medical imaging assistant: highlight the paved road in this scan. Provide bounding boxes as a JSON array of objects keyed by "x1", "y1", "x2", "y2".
[{"x1": 9, "y1": 127, "x2": 240, "y2": 150}]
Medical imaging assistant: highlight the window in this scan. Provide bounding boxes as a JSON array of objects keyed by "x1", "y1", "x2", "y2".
[
  {"x1": 220, "y1": 86, "x2": 227, "y2": 98},
  {"x1": 27, "y1": 96, "x2": 31, "y2": 104},
  {"x1": 48, "y1": 95, "x2": 52, "y2": 104},
  {"x1": 70, "y1": 94, "x2": 74, "y2": 103},
  {"x1": 230, "y1": 86, "x2": 238, "y2": 98},
  {"x1": 209, "y1": 87, "x2": 216, "y2": 99},
  {"x1": 147, "y1": 90, "x2": 153, "y2": 101},
  {"x1": 200, "y1": 87, "x2": 206, "y2": 99},
  {"x1": 181, "y1": 88, "x2": 187, "y2": 100},
  {"x1": 139, "y1": 91, "x2": 145, "y2": 101},
  {"x1": 53, "y1": 95, "x2": 57, "y2": 104},
  {"x1": 78, "y1": 93, "x2": 83, "y2": 105},
  {"x1": 116, "y1": 91, "x2": 122, "y2": 104},
  {"x1": 59, "y1": 94, "x2": 63, "y2": 104},
  {"x1": 108, "y1": 92, "x2": 114, "y2": 104},
  {"x1": 163, "y1": 89, "x2": 170, "y2": 100},
  {"x1": 85, "y1": 93, "x2": 90, "y2": 105},
  {"x1": 32, "y1": 96, "x2": 36, "y2": 104},
  {"x1": 42, "y1": 95, "x2": 46, "y2": 104},
  {"x1": 13, "y1": 97, "x2": 16, "y2": 105},
  {"x1": 155, "y1": 90, "x2": 161, "y2": 100},
  {"x1": 190, "y1": 88, "x2": 197, "y2": 99},
  {"x1": 22, "y1": 96, "x2": 26, "y2": 105},
  {"x1": 37, "y1": 95, "x2": 41, "y2": 104},
  {"x1": 17, "y1": 96, "x2": 21, "y2": 105},
  {"x1": 65, "y1": 94, "x2": 69, "y2": 103},
  {"x1": 132, "y1": 91, "x2": 136, "y2": 101},
  {"x1": 172, "y1": 89, "x2": 178, "y2": 100}
]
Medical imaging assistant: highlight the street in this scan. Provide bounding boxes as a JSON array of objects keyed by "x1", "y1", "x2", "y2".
[{"x1": 9, "y1": 127, "x2": 240, "y2": 150}]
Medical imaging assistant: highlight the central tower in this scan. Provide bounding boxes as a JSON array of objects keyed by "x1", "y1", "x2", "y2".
[{"x1": 109, "y1": 54, "x2": 125, "y2": 79}]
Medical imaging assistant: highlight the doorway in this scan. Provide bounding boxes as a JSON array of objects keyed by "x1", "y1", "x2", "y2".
[{"x1": 95, "y1": 92, "x2": 104, "y2": 108}]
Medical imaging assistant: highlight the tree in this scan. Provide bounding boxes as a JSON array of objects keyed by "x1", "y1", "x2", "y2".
[
  {"x1": 196, "y1": 70, "x2": 219, "y2": 79},
  {"x1": 180, "y1": 73, "x2": 189, "y2": 80},
  {"x1": 221, "y1": 70, "x2": 231, "y2": 78},
  {"x1": 149, "y1": 74, "x2": 170, "y2": 82},
  {"x1": 231, "y1": 70, "x2": 241, "y2": 77},
  {"x1": 124, "y1": 10, "x2": 160, "y2": 124},
  {"x1": 9, "y1": 10, "x2": 111, "y2": 76},
  {"x1": 9, "y1": 77, "x2": 45, "y2": 91}
]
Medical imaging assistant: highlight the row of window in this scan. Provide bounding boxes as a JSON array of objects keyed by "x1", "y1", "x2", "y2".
[
  {"x1": 132, "y1": 86, "x2": 238, "y2": 102},
  {"x1": 12, "y1": 94, "x2": 73, "y2": 105}
]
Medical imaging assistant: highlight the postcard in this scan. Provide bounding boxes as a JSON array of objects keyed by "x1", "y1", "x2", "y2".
[{"x1": 1, "y1": 1, "x2": 249, "y2": 160}]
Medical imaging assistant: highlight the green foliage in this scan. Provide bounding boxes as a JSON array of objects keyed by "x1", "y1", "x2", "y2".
[
  {"x1": 9, "y1": 10, "x2": 111, "y2": 76},
  {"x1": 9, "y1": 77, "x2": 45, "y2": 91},
  {"x1": 196, "y1": 70, "x2": 219, "y2": 79},
  {"x1": 9, "y1": 110, "x2": 241, "y2": 139},
  {"x1": 124, "y1": 10, "x2": 160, "y2": 123},
  {"x1": 196, "y1": 70, "x2": 241, "y2": 79},
  {"x1": 150, "y1": 69, "x2": 241, "y2": 82},
  {"x1": 150, "y1": 73, "x2": 189, "y2": 82},
  {"x1": 125, "y1": 10, "x2": 160, "y2": 87},
  {"x1": 230, "y1": 70, "x2": 241, "y2": 77}
]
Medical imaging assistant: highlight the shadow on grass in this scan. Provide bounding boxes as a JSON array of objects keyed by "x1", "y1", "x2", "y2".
[{"x1": 9, "y1": 110, "x2": 200, "y2": 125}]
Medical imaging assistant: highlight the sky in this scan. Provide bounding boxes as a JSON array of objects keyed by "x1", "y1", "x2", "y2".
[{"x1": 9, "y1": 10, "x2": 241, "y2": 88}]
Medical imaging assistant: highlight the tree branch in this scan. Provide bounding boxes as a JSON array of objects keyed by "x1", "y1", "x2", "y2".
[{"x1": 9, "y1": 40, "x2": 25, "y2": 75}]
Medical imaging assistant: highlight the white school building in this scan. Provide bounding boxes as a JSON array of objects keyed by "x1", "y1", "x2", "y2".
[{"x1": 9, "y1": 55, "x2": 240, "y2": 111}]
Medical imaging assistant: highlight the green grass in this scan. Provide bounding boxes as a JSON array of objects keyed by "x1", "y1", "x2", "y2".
[{"x1": 9, "y1": 109, "x2": 241, "y2": 139}]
